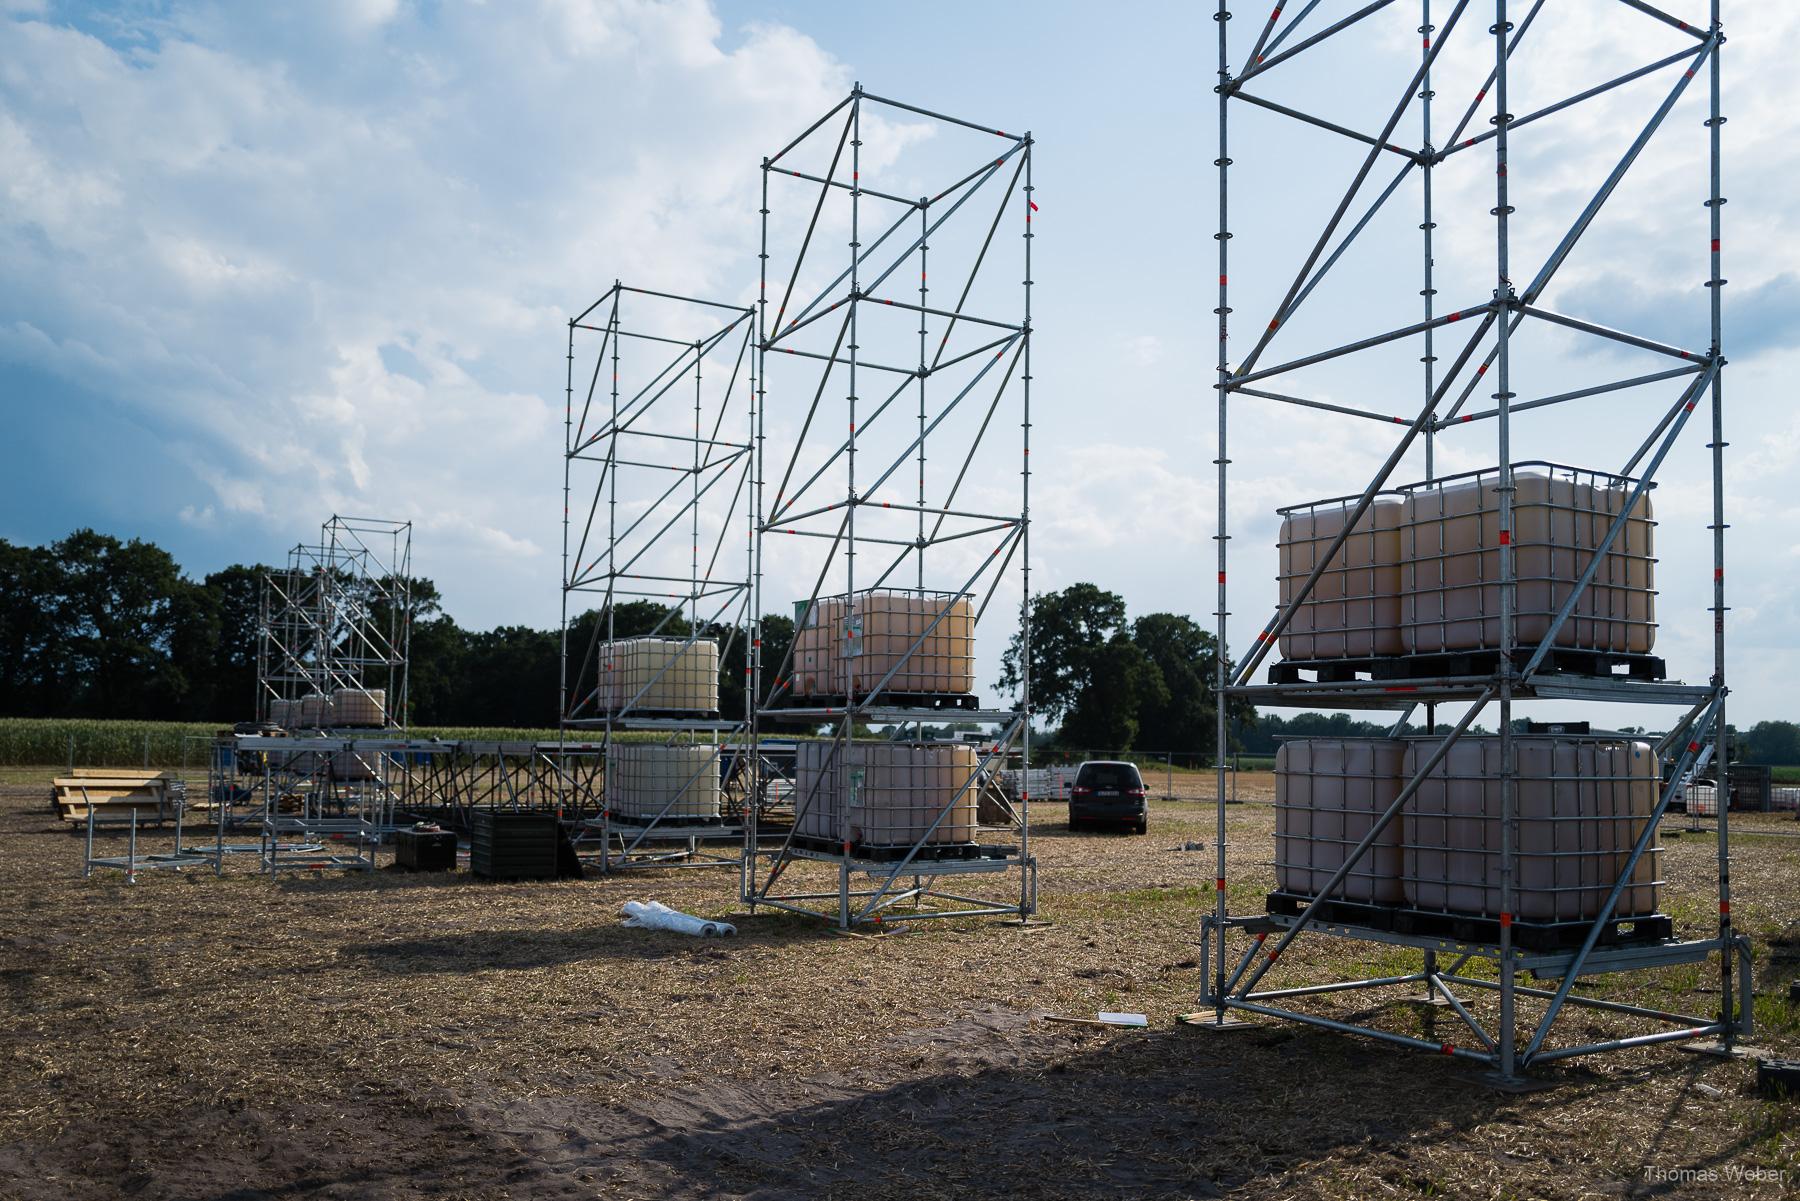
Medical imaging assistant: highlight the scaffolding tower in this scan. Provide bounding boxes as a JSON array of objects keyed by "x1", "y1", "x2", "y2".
[
  {"x1": 256, "y1": 516, "x2": 412, "y2": 728},
  {"x1": 1196, "y1": 0, "x2": 1747, "y2": 1079},
  {"x1": 744, "y1": 85, "x2": 1037, "y2": 927},
  {"x1": 561, "y1": 284, "x2": 757, "y2": 872}
]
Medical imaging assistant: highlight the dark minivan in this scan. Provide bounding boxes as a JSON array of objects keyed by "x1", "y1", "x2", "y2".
[{"x1": 1069, "y1": 760, "x2": 1147, "y2": 834}]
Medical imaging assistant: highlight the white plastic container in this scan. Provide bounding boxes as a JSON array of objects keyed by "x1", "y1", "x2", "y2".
[
  {"x1": 793, "y1": 739, "x2": 843, "y2": 839},
  {"x1": 1276, "y1": 498, "x2": 1404, "y2": 659},
  {"x1": 1274, "y1": 739, "x2": 1407, "y2": 904},
  {"x1": 838, "y1": 592, "x2": 975, "y2": 697},
  {"x1": 297, "y1": 693, "x2": 333, "y2": 728},
  {"x1": 267, "y1": 698, "x2": 297, "y2": 729},
  {"x1": 1399, "y1": 467, "x2": 1657, "y2": 656},
  {"x1": 607, "y1": 743, "x2": 723, "y2": 822},
  {"x1": 790, "y1": 598, "x2": 845, "y2": 698},
  {"x1": 329, "y1": 748, "x2": 384, "y2": 781},
  {"x1": 331, "y1": 688, "x2": 387, "y2": 728},
  {"x1": 844, "y1": 742, "x2": 979, "y2": 847},
  {"x1": 1403, "y1": 736, "x2": 1661, "y2": 922},
  {"x1": 601, "y1": 637, "x2": 720, "y2": 713},
  {"x1": 791, "y1": 740, "x2": 979, "y2": 847}
]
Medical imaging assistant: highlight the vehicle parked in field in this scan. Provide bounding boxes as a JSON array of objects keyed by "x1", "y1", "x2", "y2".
[{"x1": 1069, "y1": 760, "x2": 1147, "y2": 834}]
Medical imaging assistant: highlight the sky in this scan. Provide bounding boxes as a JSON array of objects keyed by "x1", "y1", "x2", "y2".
[{"x1": 2, "y1": 0, "x2": 1796, "y2": 730}]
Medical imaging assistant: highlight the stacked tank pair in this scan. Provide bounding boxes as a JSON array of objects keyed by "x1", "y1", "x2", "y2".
[
  {"x1": 597, "y1": 636, "x2": 720, "y2": 715},
  {"x1": 596, "y1": 637, "x2": 724, "y2": 824},
  {"x1": 789, "y1": 590, "x2": 975, "y2": 703},
  {"x1": 1274, "y1": 736, "x2": 1662, "y2": 929},
  {"x1": 792, "y1": 740, "x2": 979, "y2": 850},
  {"x1": 268, "y1": 688, "x2": 389, "y2": 730},
  {"x1": 1276, "y1": 463, "x2": 1657, "y2": 664}
]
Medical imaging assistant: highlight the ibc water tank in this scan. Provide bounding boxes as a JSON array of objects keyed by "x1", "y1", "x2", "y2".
[
  {"x1": 1399, "y1": 467, "x2": 1657, "y2": 656},
  {"x1": 607, "y1": 743, "x2": 723, "y2": 821},
  {"x1": 837, "y1": 591, "x2": 975, "y2": 697},
  {"x1": 1403, "y1": 735, "x2": 1661, "y2": 922},
  {"x1": 297, "y1": 694, "x2": 333, "y2": 728},
  {"x1": 1274, "y1": 739, "x2": 1406, "y2": 904},
  {"x1": 331, "y1": 688, "x2": 387, "y2": 728},
  {"x1": 601, "y1": 637, "x2": 720, "y2": 713},
  {"x1": 1275, "y1": 498, "x2": 1404, "y2": 660}
]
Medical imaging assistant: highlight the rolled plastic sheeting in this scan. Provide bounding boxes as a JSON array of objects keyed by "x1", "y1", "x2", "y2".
[{"x1": 619, "y1": 900, "x2": 736, "y2": 937}]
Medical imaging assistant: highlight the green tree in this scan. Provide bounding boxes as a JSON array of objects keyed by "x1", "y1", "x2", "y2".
[
  {"x1": 0, "y1": 540, "x2": 65, "y2": 715},
  {"x1": 53, "y1": 530, "x2": 188, "y2": 718},
  {"x1": 996, "y1": 582, "x2": 1129, "y2": 721},
  {"x1": 1058, "y1": 633, "x2": 1168, "y2": 752},
  {"x1": 1131, "y1": 612, "x2": 1256, "y2": 757}
]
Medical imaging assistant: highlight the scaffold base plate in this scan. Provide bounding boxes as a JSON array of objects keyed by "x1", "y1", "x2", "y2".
[{"x1": 1177, "y1": 1013, "x2": 1259, "y2": 1031}]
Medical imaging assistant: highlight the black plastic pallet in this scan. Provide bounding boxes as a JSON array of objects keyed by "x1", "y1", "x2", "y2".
[
  {"x1": 790, "y1": 834, "x2": 1016, "y2": 863},
  {"x1": 1756, "y1": 1059, "x2": 1800, "y2": 1099},
  {"x1": 1264, "y1": 891, "x2": 1673, "y2": 952},
  {"x1": 1268, "y1": 647, "x2": 1665, "y2": 686},
  {"x1": 772, "y1": 691, "x2": 981, "y2": 711},
  {"x1": 602, "y1": 812, "x2": 732, "y2": 830},
  {"x1": 596, "y1": 708, "x2": 723, "y2": 721}
]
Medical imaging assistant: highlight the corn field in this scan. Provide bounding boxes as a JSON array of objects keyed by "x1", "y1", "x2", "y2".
[{"x1": 0, "y1": 718, "x2": 567, "y2": 769}]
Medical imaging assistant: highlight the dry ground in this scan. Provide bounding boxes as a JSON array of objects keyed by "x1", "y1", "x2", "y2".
[{"x1": 1, "y1": 771, "x2": 1797, "y2": 1200}]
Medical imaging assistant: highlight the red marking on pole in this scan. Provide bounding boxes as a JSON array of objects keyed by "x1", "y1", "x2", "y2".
[
  {"x1": 1720, "y1": 901, "x2": 1731, "y2": 915},
  {"x1": 1423, "y1": 37, "x2": 1430, "y2": 49},
  {"x1": 1218, "y1": 571, "x2": 1226, "y2": 584},
  {"x1": 1268, "y1": 318, "x2": 1280, "y2": 331},
  {"x1": 1255, "y1": 932, "x2": 1268, "y2": 944},
  {"x1": 1711, "y1": 238, "x2": 1720, "y2": 252},
  {"x1": 1219, "y1": 274, "x2": 1228, "y2": 286},
  {"x1": 1476, "y1": 88, "x2": 1487, "y2": 102},
  {"x1": 1384, "y1": 686, "x2": 1419, "y2": 693},
  {"x1": 1685, "y1": 68, "x2": 1696, "y2": 79},
  {"x1": 1216, "y1": 877, "x2": 1226, "y2": 891},
  {"x1": 1476, "y1": 362, "x2": 1489, "y2": 375},
  {"x1": 1688, "y1": 742, "x2": 1701, "y2": 753},
  {"x1": 1713, "y1": 568, "x2": 1722, "y2": 581},
  {"x1": 1029, "y1": 200, "x2": 1040, "y2": 212},
  {"x1": 1266, "y1": 950, "x2": 1280, "y2": 963},
  {"x1": 1685, "y1": 401, "x2": 1697, "y2": 411},
  {"x1": 1498, "y1": 530, "x2": 1511, "y2": 545},
  {"x1": 1440, "y1": 1043, "x2": 1456, "y2": 1056},
  {"x1": 1499, "y1": 912, "x2": 1512, "y2": 928},
  {"x1": 1447, "y1": 311, "x2": 1461, "y2": 322},
  {"x1": 1393, "y1": 417, "x2": 1407, "y2": 424},
  {"x1": 1461, "y1": 415, "x2": 1473, "y2": 423}
]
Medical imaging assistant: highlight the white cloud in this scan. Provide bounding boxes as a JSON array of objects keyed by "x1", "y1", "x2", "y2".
[{"x1": 0, "y1": 1, "x2": 850, "y2": 626}]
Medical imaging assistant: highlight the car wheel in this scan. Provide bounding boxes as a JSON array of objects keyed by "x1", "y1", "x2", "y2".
[
  {"x1": 1133, "y1": 819, "x2": 1148, "y2": 835},
  {"x1": 1068, "y1": 818, "x2": 1082, "y2": 832}
]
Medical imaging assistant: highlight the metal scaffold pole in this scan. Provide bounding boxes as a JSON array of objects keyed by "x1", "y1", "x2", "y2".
[
  {"x1": 1199, "y1": 0, "x2": 1740, "y2": 1076},
  {"x1": 560, "y1": 282, "x2": 757, "y2": 874},
  {"x1": 747, "y1": 84, "x2": 1037, "y2": 928}
]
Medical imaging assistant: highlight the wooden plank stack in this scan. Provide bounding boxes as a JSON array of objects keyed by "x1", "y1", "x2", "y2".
[{"x1": 51, "y1": 770, "x2": 172, "y2": 823}]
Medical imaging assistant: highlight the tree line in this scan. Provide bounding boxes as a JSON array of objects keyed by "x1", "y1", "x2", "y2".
[
  {"x1": 4, "y1": 535, "x2": 1797, "y2": 764},
  {"x1": 0, "y1": 529, "x2": 796, "y2": 727}
]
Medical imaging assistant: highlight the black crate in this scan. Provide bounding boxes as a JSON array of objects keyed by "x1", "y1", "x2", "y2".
[
  {"x1": 471, "y1": 811, "x2": 560, "y2": 881},
  {"x1": 394, "y1": 828, "x2": 458, "y2": 872},
  {"x1": 1756, "y1": 1058, "x2": 1800, "y2": 1100}
]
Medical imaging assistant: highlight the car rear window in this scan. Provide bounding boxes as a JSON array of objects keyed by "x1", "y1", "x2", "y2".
[{"x1": 1076, "y1": 763, "x2": 1141, "y2": 789}]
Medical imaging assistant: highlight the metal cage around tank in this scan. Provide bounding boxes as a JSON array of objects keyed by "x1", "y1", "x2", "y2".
[
  {"x1": 559, "y1": 283, "x2": 759, "y2": 874},
  {"x1": 743, "y1": 85, "x2": 1038, "y2": 928},
  {"x1": 1194, "y1": 0, "x2": 1746, "y2": 1080}
]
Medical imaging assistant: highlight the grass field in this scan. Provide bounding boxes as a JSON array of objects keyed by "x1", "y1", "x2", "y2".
[{"x1": 1, "y1": 769, "x2": 1796, "y2": 1199}]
